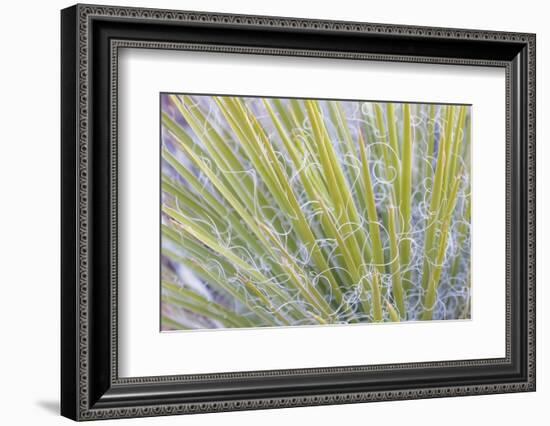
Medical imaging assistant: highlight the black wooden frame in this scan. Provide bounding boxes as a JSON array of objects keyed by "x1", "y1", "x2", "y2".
[{"x1": 61, "y1": 4, "x2": 536, "y2": 421}]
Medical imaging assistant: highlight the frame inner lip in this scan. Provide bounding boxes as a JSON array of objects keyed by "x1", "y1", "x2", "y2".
[{"x1": 110, "y1": 39, "x2": 513, "y2": 384}]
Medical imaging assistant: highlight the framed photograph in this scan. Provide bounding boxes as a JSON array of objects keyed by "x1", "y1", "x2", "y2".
[{"x1": 61, "y1": 4, "x2": 536, "y2": 421}]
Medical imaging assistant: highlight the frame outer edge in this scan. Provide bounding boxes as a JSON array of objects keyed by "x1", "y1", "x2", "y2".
[
  {"x1": 527, "y1": 33, "x2": 536, "y2": 391},
  {"x1": 61, "y1": 4, "x2": 80, "y2": 422},
  {"x1": 66, "y1": 4, "x2": 536, "y2": 421}
]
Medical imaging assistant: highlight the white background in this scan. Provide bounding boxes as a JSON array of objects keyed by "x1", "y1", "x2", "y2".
[
  {"x1": 0, "y1": 0, "x2": 547, "y2": 425},
  {"x1": 119, "y1": 50, "x2": 505, "y2": 376}
]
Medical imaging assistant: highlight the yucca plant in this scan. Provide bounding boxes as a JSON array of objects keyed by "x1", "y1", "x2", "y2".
[{"x1": 160, "y1": 94, "x2": 471, "y2": 330}]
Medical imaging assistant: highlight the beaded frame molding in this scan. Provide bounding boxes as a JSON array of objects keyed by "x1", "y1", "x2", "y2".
[{"x1": 61, "y1": 4, "x2": 536, "y2": 421}]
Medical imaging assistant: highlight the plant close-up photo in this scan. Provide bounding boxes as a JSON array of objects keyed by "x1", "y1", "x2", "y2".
[{"x1": 160, "y1": 94, "x2": 471, "y2": 330}]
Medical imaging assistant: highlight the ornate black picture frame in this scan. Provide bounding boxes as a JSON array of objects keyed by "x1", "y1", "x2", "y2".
[{"x1": 61, "y1": 4, "x2": 536, "y2": 421}]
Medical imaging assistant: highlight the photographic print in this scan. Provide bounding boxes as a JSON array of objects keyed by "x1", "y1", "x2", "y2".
[{"x1": 160, "y1": 94, "x2": 471, "y2": 331}]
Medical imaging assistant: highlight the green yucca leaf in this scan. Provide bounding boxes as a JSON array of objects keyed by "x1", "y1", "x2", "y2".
[
  {"x1": 421, "y1": 170, "x2": 463, "y2": 320},
  {"x1": 386, "y1": 103, "x2": 401, "y2": 177},
  {"x1": 358, "y1": 131, "x2": 385, "y2": 274},
  {"x1": 447, "y1": 105, "x2": 467, "y2": 192},
  {"x1": 162, "y1": 285, "x2": 251, "y2": 328},
  {"x1": 421, "y1": 130, "x2": 448, "y2": 292},
  {"x1": 374, "y1": 103, "x2": 399, "y2": 206},
  {"x1": 164, "y1": 211, "x2": 307, "y2": 323},
  {"x1": 305, "y1": 100, "x2": 370, "y2": 262},
  {"x1": 162, "y1": 146, "x2": 266, "y2": 256},
  {"x1": 387, "y1": 205, "x2": 405, "y2": 317},
  {"x1": 370, "y1": 270, "x2": 383, "y2": 322},
  {"x1": 399, "y1": 103, "x2": 412, "y2": 289},
  {"x1": 386, "y1": 301, "x2": 401, "y2": 323},
  {"x1": 161, "y1": 315, "x2": 189, "y2": 330}
]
